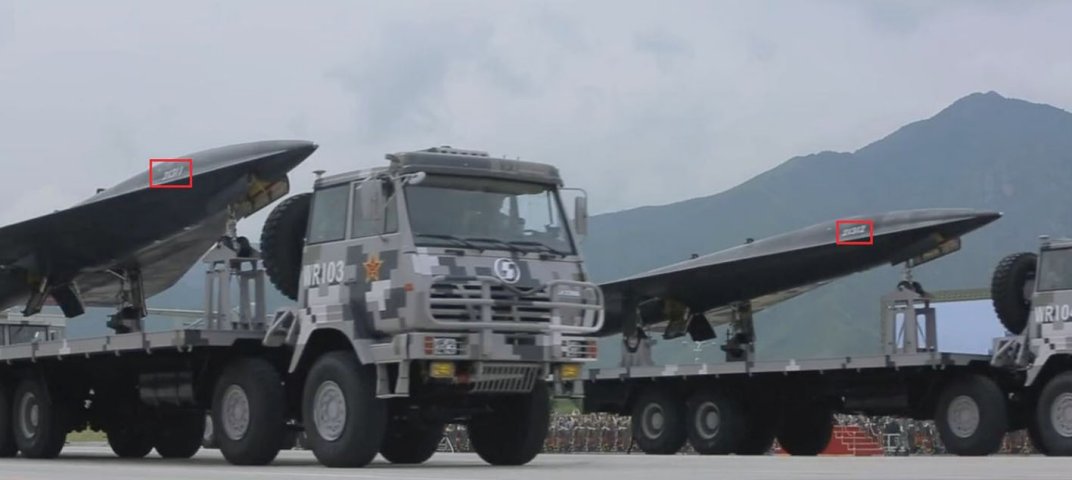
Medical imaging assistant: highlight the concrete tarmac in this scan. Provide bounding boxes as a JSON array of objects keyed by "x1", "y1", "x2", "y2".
[{"x1": 0, "y1": 445, "x2": 1068, "y2": 480}]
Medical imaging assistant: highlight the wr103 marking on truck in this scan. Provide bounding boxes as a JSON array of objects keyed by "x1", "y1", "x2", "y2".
[
  {"x1": 1036, "y1": 304, "x2": 1072, "y2": 324},
  {"x1": 302, "y1": 261, "x2": 346, "y2": 287}
]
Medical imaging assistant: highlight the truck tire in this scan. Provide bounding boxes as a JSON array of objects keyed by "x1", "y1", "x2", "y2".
[
  {"x1": 776, "y1": 402, "x2": 833, "y2": 456},
  {"x1": 154, "y1": 410, "x2": 204, "y2": 458},
  {"x1": 0, "y1": 386, "x2": 17, "y2": 457},
  {"x1": 212, "y1": 358, "x2": 287, "y2": 465},
  {"x1": 11, "y1": 378, "x2": 66, "y2": 459},
  {"x1": 261, "y1": 192, "x2": 311, "y2": 301},
  {"x1": 736, "y1": 397, "x2": 778, "y2": 455},
  {"x1": 302, "y1": 351, "x2": 386, "y2": 468},
  {"x1": 1028, "y1": 414, "x2": 1050, "y2": 455},
  {"x1": 935, "y1": 374, "x2": 1007, "y2": 456},
  {"x1": 107, "y1": 424, "x2": 155, "y2": 458},
  {"x1": 684, "y1": 389, "x2": 745, "y2": 454},
  {"x1": 991, "y1": 252, "x2": 1037, "y2": 335},
  {"x1": 630, "y1": 387, "x2": 687, "y2": 454},
  {"x1": 468, "y1": 381, "x2": 551, "y2": 466},
  {"x1": 380, "y1": 421, "x2": 445, "y2": 464},
  {"x1": 1034, "y1": 371, "x2": 1072, "y2": 456}
]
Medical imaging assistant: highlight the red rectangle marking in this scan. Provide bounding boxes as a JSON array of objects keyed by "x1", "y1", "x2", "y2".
[
  {"x1": 835, "y1": 219, "x2": 874, "y2": 245},
  {"x1": 149, "y1": 158, "x2": 194, "y2": 189}
]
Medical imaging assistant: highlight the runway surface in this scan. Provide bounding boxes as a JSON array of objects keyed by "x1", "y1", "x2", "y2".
[{"x1": 0, "y1": 445, "x2": 1068, "y2": 480}]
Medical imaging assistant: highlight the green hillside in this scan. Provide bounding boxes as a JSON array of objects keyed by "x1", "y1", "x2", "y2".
[{"x1": 583, "y1": 91, "x2": 1072, "y2": 366}]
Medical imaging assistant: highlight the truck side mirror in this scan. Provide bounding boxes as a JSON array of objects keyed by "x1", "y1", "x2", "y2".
[
  {"x1": 573, "y1": 195, "x2": 588, "y2": 237},
  {"x1": 406, "y1": 172, "x2": 427, "y2": 185}
]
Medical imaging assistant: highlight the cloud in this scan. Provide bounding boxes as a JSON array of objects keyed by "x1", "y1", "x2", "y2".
[
  {"x1": 1, "y1": 0, "x2": 1071, "y2": 235},
  {"x1": 0, "y1": 1, "x2": 11, "y2": 47},
  {"x1": 633, "y1": 30, "x2": 694, "y2": 72},
  {"x1": 0, "y1": 184, "x2": 81, "y2": 227}
]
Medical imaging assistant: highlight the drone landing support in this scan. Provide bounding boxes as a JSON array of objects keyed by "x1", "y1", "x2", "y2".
[
  {"x1": 105, "y1": 268, "x2": 147, "y2": 334},
  {"x1": 720, "y1": 301, "x2": 755, "y2": 363}
]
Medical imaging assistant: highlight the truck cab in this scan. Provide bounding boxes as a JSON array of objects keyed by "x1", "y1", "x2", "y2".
[
  {"x1": 991, "y1": 236, "x2": 1072, "y2": 355},
  {"x1": 1029, "y1": 238, "x2": 1072, "y2": 327},
  {"x1": 259, "y1": 146, "x2": 604, "y2": 466},
  {"x1": 989, "y1": 236, "x2": 1072, "y2": 455}
]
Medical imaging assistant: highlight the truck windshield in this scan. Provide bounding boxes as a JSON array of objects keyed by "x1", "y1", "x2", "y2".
[
  {"x1": 1038, "y1": 247, "x2": 1072, "y2": 291},
  {"x1": 405, "y1": 175, "x2": 575, "y2": 255}
]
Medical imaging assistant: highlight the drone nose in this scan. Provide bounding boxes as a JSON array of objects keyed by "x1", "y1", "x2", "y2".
[{"x1": 254, "y1": 141, "x2": 319, "y2": 180}]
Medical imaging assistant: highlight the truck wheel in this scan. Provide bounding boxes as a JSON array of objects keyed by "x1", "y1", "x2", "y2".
[
  {"x1": 11, "y1": 378, "x2": 66, "y2": 458},
  {"x1": 776, "y1": 403, "x2": 833, "y2": 456},
  {"x1": 201, "y1": 412, "x2": 217, "y2": 449},
  {"x1": 1028, "y1": 417, "x2": 1050, "y2": 455},
  {"x1": 991, "y1": 252, "x2": 1037, "y2": 335},
  {"x1": 935, "y1": 374, "x2": 1007, "y2": 456},
  {"x1": 154, "y1": 410, "x2": 204, "y2": 458},
  {"x1": 1034, "y1": 371, "x2": 1072, "y2": 456},
  {"x1": 302, "y1": 351, "x2": 386, "y2": 468},
  {"x1": 212, "y1": 358, "x2": 287, "y2": 465},
  {"x1": 261, "y1": 192, "x2": 311, "y2": 301},
  {"x1": 630, "y1": 387, "x2": 686, "y2": 454},
  {"x1": 0, "y1": 386, "x2": 17, "y2": 457},
  {"x1": 468, "y1": 381, "x2": 551, "y2": 465},
  {"x1": 684, "y1": 389, "x2": 745, "y2": 454},
  {"x1": 107, "y1": 424, "x2": 155, "y2": 458},
  {"x1": 380, "y1": 421, "x2": 445, "y2": 464},
  {"x1": 736, "y1": 399, "x2": 778, "y2": 455}
]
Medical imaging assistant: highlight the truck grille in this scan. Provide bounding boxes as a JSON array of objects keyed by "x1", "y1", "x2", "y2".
[
  {"x1": 422, "y1": 275, "x2": 605, "y2": 334},
  {"x1": 470, "y1": 363, "x2": 541, "y2": 394},
  {"x1": 429, "y1": 283, "x2": 554, "y2": 323}
]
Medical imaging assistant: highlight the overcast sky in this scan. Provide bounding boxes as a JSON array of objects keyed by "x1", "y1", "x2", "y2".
[{"x1": 2, "y1": 0, "x2": 1071, "y2": 238}]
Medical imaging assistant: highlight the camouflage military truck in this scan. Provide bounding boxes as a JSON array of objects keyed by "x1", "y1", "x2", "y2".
[
  {"x1": 242, "y1": 146, "x2": 604, "y2": 467},
  {"x1": 581, "y1": 233, "x2": 1072, "y2": 458},
  {"x1": 989, "y1": 235, "x2": 1072, "y2": 456}
]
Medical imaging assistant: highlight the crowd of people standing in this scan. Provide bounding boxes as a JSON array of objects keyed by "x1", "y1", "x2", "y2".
[{"x1": 437, "y1": 412, "x2": 1040, "y2": 455}]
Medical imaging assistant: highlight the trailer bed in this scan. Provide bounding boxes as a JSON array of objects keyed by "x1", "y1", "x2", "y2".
[
  {"x1": 0, "y1": 329, "x2": 265, "y2": 363},
  {"x1": 586, "y1": 350, "x2": 992, "y2": 382},
  {"x1": 581, "y1": 347, "x2": 1015, "y2": 423}
]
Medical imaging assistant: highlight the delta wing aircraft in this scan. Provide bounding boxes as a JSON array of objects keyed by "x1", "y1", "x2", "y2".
[
  {"x1": 0, "y1": 140, "x2": 317, "y2": 331},
  {"x1": 598, "y1": 209, "x2": 1001, "y2": 356}
]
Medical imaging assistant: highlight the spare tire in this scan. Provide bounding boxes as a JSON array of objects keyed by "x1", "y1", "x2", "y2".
[
  {"x1": 991, "y1": 252, "x2": 1037, "y2": 335},
  {"x1": 261, "y1": 193, "x2": 312, "y2": 300}
]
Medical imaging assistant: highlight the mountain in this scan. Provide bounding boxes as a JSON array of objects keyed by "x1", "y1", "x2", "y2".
[{"x1": 584, "y1": 91, "x2": 1072, "y2": 366}]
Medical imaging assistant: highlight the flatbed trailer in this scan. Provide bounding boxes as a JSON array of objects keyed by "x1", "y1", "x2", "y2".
[
  {"x1": 0, "y1": 328, "x2": 261, "y2": 361},
  {"x1": 582, "y1": 277, "x2": 1072, "y2": 457}
]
